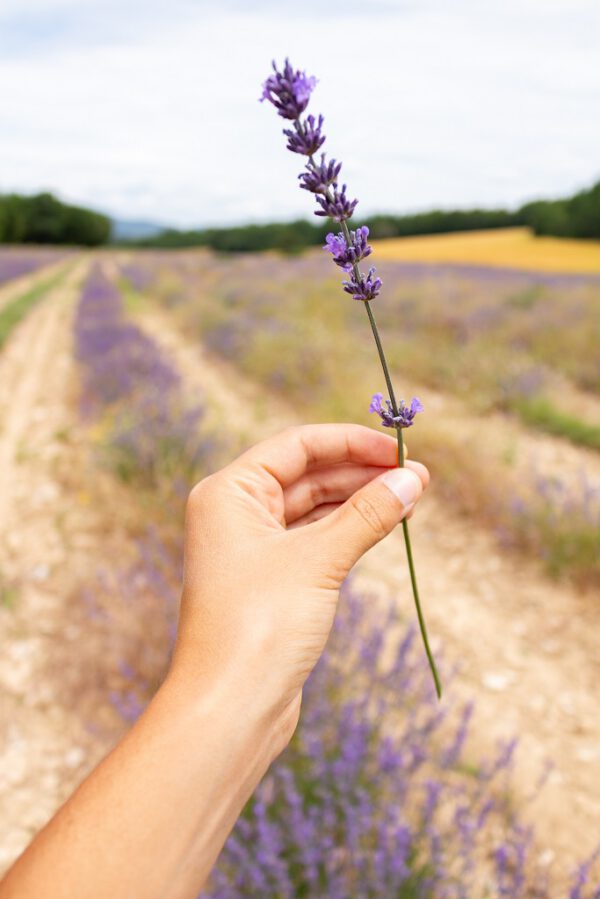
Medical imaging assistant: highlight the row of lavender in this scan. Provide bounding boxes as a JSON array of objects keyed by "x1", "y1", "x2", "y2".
[
  {"x1": 71, "y1": 265, "x2": 598, "y2": 896},
  {"x1": 74, "y1": 264, "x2": 212, "y2": 487},
  {"x1": 72, "y1": 264, "x2": 213, "y2": 732},
  {"x1": 0, "y1": 247, "x2": 70, "y2": 288}
]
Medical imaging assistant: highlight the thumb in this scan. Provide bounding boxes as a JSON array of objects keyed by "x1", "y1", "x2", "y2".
[{"x1": 317, "y1": 466, "x2": 424, "y2": 575}]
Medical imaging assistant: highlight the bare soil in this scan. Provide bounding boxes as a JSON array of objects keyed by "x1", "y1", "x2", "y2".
[{"x1": 0, "y1": 260, "x2": 139, "y2": 869}]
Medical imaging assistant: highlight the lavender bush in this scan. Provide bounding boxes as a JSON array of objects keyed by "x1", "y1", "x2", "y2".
[
  {"x1": 261, "y1": 59, "x2": 441, "y2": 696},
  {"x1": 74, "y1": 265, "x2": 212, "y2": 486},
  {"x1": 199, "y1": 582, "x2": 597, "y2": 898},
  {"x1": 0, "y1": 247, "x2": 68, "y2": 287},
  {"x1": 85, "y1": 532, "x2": 599, "y2": 896}
]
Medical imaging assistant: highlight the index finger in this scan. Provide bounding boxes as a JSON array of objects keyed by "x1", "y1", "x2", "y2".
[{"x1": 234, "y1": 424, "x2": 401, "y2": 489}]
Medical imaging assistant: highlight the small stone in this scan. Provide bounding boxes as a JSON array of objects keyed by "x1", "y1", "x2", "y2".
[
  {"x1": 64, "y1": 747, "x2": 85, "y2": 768},
  {"x1": 482, "y1": 672, "x2": 513, "y2": 692},
  {"x1": 31, "y1": 563, "x2": 50, "y2": 582},
  {"x1": 575, "y1": 745, "x2": 599, "y2": 763}
]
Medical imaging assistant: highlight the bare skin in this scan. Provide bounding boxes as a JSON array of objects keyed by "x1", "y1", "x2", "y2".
[{"x1": 0, "y1": 423, "x2": 428, "y2": 899}]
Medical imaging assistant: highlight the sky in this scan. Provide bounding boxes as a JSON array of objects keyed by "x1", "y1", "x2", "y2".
[{"x1": 1, "y1": 0, "x2": 599, "y2": 228}]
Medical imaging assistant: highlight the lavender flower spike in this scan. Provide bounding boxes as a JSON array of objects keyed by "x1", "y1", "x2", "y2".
[
  {"x1": 284, "y1": 114, "x2": 326, "y2": 156},
  {"x1": 299, "y1": 154, "x2": 341, "y2": 193},
  {"x1": 260, "y1": 59, "x2": 442, "y2": 699},
  {"x1": 370, "y1": 393, "x2": 424, "y2": 429},
  {"x1": 324, "y1": 225, "x2": 372, "y2": 272},
  {"x1": 315, "y1": 183, "x2": 358, "y2": 221},
  {"x1": 343, "y1": 266, "x2": 382, "y2": 301},
  {"x1": 260, "y1": 58, "x2": 317, "y2": 120}
]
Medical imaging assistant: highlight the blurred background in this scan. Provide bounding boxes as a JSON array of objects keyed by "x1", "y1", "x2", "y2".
[{"x1": 0, "y1": 1, "x2": 599, "y2": 896}]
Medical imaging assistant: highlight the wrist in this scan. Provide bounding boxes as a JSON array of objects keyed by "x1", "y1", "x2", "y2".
[
  {"x1": 119, "y1": 667, "x2": 290, "y2": 896},
  {"x1": 160, "y1": 645, "x2": 294, "y2": 767},
  {"x1": 168, "y1": 615, "x2": 301, "y2": 749}
]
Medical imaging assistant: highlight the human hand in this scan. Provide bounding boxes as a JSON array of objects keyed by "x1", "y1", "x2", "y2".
[
  {"x1": 171, "y1": 424, "x2": 429, "y2": 755},
  {"x1": 0, "y1": 424, "x2": 429, "y2": 899}
]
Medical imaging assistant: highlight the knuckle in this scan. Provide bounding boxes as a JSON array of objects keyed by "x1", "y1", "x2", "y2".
[
  {"x1": 187, "y1": 474, "x2": 218, "y2": 513},
  {"x1": 309, "y1": 480, "x2": 327, "y2": 508},
  {"x1": 349, "y1": 493, "x2": 389, "y2": 540}
]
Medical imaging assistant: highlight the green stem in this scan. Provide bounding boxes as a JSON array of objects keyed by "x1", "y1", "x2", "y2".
[
  {"x1": 361, "y1": 292, "x2": 442, "y2": 699},
  {"x1": 305, "y1": 147, "x2": 441, "y2": 697},
  {"x1": 398, "y1": 437, "x2": 442, "y2": 699}
]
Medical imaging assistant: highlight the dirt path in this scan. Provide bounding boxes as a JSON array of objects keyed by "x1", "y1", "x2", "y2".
[
  {"x1": 0, "y1": 259, "x2": 140, "y2": 870},
  {"x1": 139, "y1": 306, "x2": 600, "y2": 883}
]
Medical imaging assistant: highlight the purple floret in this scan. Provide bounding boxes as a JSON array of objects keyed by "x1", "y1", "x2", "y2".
[
  {"x1": 315, "y1": 183, "x2": 358, "y2": 221},
  {"x1": 323, "y1": 226, "x2": 372, "y2": 272},
  {"x1": 342, "y1": 266, "x2": 382, "y2": 301},
  {"x1": 299, "y1": 154, "x2": 342, "y2": 194},
  {"x1": 260, "y1": 58, "x2": 317, "y2": 120},
  {"x1": 284, "y1": 115, "x2": 326, "y2": 156},
  {"x1": 370, "y1": 393, "x2": 424, "y2": 429}
]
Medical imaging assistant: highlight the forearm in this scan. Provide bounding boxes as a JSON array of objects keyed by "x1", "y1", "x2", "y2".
[
  {"x1": 0, "y1": 670, "x2": 280, "y2": 899},
  {"x1": 0, "y1": 424, "x2": 427, "y2": 898}
]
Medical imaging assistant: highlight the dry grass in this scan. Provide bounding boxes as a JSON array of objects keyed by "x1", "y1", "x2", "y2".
[{"x1": 373, "y1": 227, "x2": 600, "y2": 274}]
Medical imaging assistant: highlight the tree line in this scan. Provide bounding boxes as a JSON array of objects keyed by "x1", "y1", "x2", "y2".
[
  {"x1": 133, "y1": 178, "x2": 600, "y2": 253},
  {"x1": 1, "y1": 178, "x2": 598, "y2": 250},
  {"x1": 0, "y1": 192, "x2": 110, "y2": 246}
]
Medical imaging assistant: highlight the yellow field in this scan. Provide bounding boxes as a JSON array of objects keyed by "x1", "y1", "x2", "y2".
[{"x1": 373, "y1": 227, "x2": 600, "y2": 273}]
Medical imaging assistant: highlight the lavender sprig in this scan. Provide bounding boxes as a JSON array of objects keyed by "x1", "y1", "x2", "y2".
[
  {"x1": 261, "y1": 58, "x2": 442, "y2": 698},
  {"x1": 324, "y1": 225, "x2": 372, "y2": 272},
  {"x1": 370, "y1": 393, "x2": 424, "y2": 429},
  {"x1": 299, "y1": 153, "x2": 341, "y2": 193},
  {"x1": 284, "y1": 115, "x2": 325, "y2": 155},
  {"x1": 343, "y1": 266, "x2": 382, "y2": 301},
  {"x1": 315, "y1": 183, "x2": 358, "y2": 221},
  {"x1": 260, "y1": 59, "x2": 317, "y2": 120}
]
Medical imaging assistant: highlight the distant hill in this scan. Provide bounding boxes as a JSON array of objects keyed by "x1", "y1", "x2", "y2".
[{"x1": 110, "y1": 218, "x2": 167, "y2": 241}]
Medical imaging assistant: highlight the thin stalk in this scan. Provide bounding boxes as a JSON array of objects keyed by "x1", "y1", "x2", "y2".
[
  {"x1": 306, "y1": 146, "x2": 442, "y2": 697},
  {"x1": 365, "y1": 302, "x2": 442, "y2": 698},
  {"x1": 398, "y1": 439, "x2": 443, "y2": 700},
  {"x1": 347, "y1": 246, "x2": 442, "y2": 696}
]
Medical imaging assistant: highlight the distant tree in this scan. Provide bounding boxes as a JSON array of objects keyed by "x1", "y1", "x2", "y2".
[
  {"x1": 0, "y1": 192, "x2": 110, "y2": 245},
  {"x1": 567, "y1": 180, "x2": 600, "y2": 238},
  {"x1": 518, "y1": 200, "x2": 572, "y2": 237},
  {"x1": 0, "y1": 195, "x2": 28, "y2": 242},
  {"x1": 519, "y1": 180, "x2": 600, "y2": 239}
]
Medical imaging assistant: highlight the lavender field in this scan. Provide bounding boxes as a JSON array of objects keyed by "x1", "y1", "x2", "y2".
[
  {"x1": 0, "y1": 250, "x2": 598, "y2": 896},
  {"x1": 121, "y1": 249, "x2": 600, "y2": 585}
]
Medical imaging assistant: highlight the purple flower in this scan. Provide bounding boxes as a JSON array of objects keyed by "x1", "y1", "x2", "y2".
[
  {"x1": 260, "y1": 59, "x2": 442, "y2": 700},
  {"x1": 284, "y1": 115, "x2": 325, "y2": 156},
  {"x1": 315, "y1": 183, "x2": 358, "y2": 221},
  {"x1": 323, "y1": 225, "x2": 372, "y2": 272},
  {"x1": 370, "y1": 393, "x2": 424, "y2": 429},
  {"x1": 260, "y1": 58, "x2": 317, "y2": 120},
  {"x1": 343, "y1": 266, "x2": 382, "y2": 301},
  {"x1": 298, "y1": 154, "x2": 342, "y2": 194}
]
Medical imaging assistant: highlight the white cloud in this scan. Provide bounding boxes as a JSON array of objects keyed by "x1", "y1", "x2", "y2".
[{"x1": 0, "y1": 0, "x2": 598, "y2": 225}]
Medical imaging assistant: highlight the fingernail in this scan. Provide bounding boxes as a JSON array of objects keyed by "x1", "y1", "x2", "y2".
[{"x1": 381, "y1": 469, "x2": 421, "y2": 509}]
